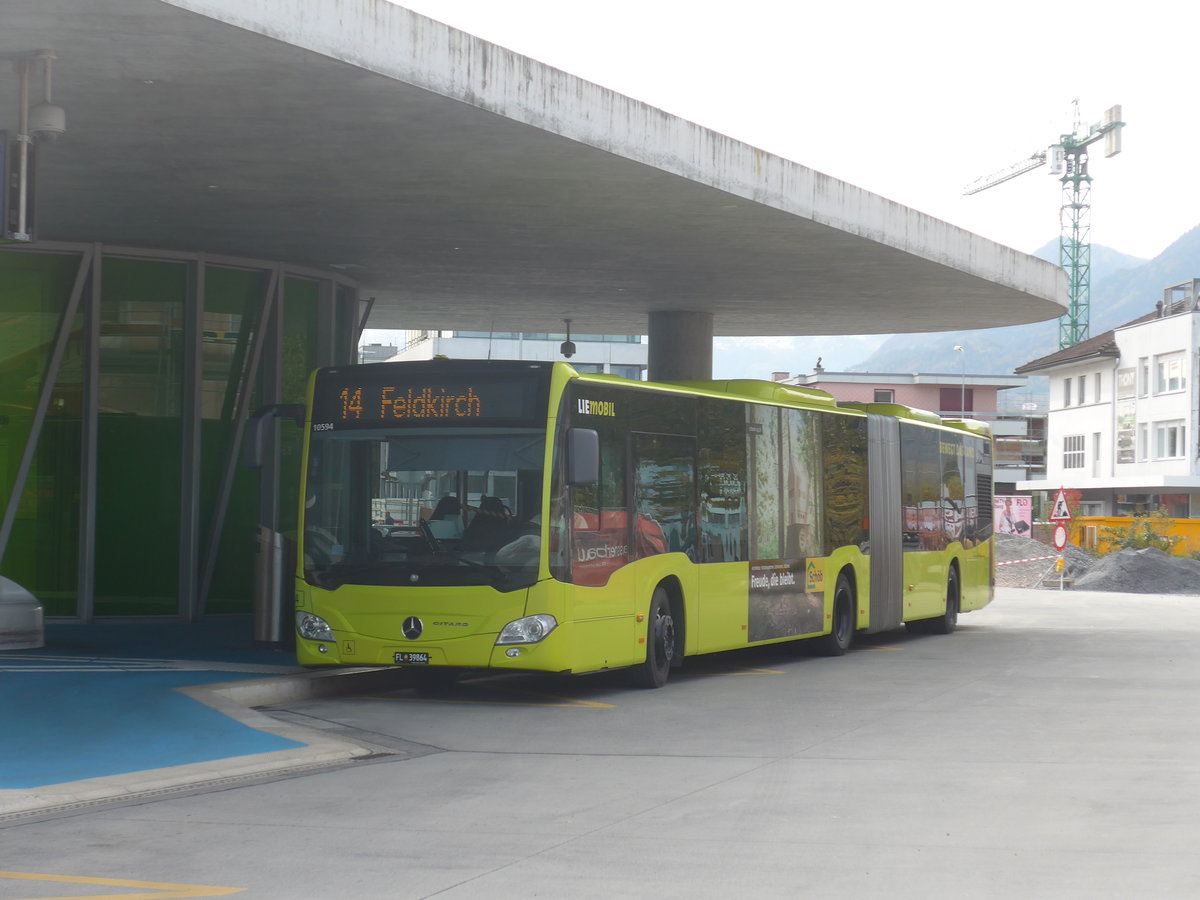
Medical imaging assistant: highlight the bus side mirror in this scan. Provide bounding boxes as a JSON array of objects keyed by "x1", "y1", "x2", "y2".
[
  {"x1": 244, "y1": 403, "x2": 306, "y2": 469},
  {"x1": 566, "y1": 427, "x2": 599, "y2": 485}
]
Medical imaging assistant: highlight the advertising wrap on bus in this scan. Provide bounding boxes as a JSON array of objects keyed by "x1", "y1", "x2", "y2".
[{"x1": 570, "y1": 510, "x2": 668, "y2": 587}]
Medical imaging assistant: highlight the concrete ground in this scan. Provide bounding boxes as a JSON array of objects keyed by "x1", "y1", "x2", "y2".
[{"x1": 2, "y1": 587, "x2": 1199, "y2": 899}]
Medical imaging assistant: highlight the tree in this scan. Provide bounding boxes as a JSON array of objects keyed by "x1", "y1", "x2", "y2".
[{"x1": 1100, "y1": 511, "x2": 1183, "y2": 554}]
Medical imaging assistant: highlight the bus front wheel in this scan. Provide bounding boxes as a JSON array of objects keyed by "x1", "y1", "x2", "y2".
[
  {"x1": 630, "y1": 586, "x2": 675, "y2": 689},
  {"x1": 811, "y1": 573, "x2": 855, "y2": 656}
]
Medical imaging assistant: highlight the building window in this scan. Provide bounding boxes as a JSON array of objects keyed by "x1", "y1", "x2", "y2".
[
  {"x1": 1137, "y1": 423, "x2": 1148, "y2": 461},
  {"x1": 1154, "y1": 421, "x2": 1186, "y2": 459},
  {"x1": 1077, "y1": 374, "x2": 1087, "y2": 406},
  {"x1": 1094, "y1": 371, "x2": 1102, "y2": 403},
  {"x1": 1063, "y1": 434, "x2": 1085, "y2": 469},
  {"x1": 874, "y1": 389, "x2": 895, "y2": 402},
  {"x1": 1154, "y1": 353, "x2": 1186, "y2": 393},
  {"x1": 1138, "y1": 358, "x2": 1149, "y2": 397},
  {"x1": 1062, "y1": 377, "x2": 1072, "y2": 407},
  {"x1": 938, "y1": 387, "x2": 972, "y2": 413}
]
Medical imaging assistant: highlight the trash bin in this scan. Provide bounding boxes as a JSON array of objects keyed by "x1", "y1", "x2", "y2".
[{"x1": 254, "y1": 525, "x2": 286, "y2": 646}]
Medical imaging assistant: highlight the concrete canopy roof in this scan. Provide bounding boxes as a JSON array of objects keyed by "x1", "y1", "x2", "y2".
[{"x1": 3, "y1": 0, "x2": 1066, "y2": 336}]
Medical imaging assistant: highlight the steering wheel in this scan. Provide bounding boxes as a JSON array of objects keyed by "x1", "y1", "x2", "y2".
[{"x1": 416, "y1": 519, "x2": 440, "y2": 553}]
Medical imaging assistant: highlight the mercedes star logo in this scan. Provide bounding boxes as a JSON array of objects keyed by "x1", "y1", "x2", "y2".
[{"x1": 402, "y1": 616, "x2": 423, "y2": 640}]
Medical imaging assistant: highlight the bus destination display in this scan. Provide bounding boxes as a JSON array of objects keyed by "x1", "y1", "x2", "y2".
[{"x1": 312, "y1": 370, "x2": 545, "y2": 430}]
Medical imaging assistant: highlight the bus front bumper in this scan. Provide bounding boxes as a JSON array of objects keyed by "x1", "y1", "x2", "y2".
[{"x1": 296, "y1": 619, "x2": 573, "y2": 673}]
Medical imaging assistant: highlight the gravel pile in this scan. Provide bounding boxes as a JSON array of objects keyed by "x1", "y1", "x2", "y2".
[
  {"x1": 1074, "y1": 547, "x2": 1200, "y2": 594},
  {"x1": 992, "y1": 532, "x2": 1200, "y2": 594}
]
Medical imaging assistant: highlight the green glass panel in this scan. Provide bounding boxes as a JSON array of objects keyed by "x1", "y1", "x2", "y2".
[
  {"x1": 280, "y1": 277, "x2": 318, "y2": 540},
  {"x1": 0, "y1": 251, "x2": 83, "y2": 616},
  {"x1": 202, "y1": 265, "x2": 267, "y2": 615},
  {"x1": 94, "y1": 257, "x2": 186, "y2": 616}
]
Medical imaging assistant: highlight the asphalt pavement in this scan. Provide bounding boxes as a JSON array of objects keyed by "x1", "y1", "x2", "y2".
[{"x1": 2, "y1": 588, "x2": 1199, "y2": 899}]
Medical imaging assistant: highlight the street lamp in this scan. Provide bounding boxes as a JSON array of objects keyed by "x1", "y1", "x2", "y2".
[{"x1": 953, "y1": 345, "x2": 966, "y2": 415}]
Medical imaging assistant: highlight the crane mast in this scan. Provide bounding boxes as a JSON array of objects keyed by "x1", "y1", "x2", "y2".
[{"x1": 964, "y1": 104, "x2": 1124, "y2": 348}]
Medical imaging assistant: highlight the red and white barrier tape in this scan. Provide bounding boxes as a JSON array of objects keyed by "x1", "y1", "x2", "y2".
[{"x1": 995, "y1": 554, "x2": 1058, "y2": 567}]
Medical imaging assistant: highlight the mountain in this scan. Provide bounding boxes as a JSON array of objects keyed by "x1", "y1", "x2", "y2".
[
  {"x1": 1031, "y1": 241, "x2": 1147, "y2": 284},
  {"x1": 849, "y1": 225, "x2": 1200, "y2": 377}
]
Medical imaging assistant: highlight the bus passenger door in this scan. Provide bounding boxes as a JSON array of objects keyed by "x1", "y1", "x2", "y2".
[{"x1": 631, "y1": 433, "x2": 697, "y2": 655}]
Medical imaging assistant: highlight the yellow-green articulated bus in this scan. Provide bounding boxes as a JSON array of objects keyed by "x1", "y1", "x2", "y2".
[{"x1": 291, "y1": 360, "x2": 993, "y2": 688}]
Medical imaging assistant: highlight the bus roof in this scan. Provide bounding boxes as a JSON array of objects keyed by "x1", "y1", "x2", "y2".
[
  {"x1": 571, "y1": 369, "x2": 991, "y2": 433},
  {"x1": 623, "y1": 376, "x2": 840, "y2": 408},
  {"x1": 839, "y1": 401, "x2": 942, "y2": 426},
  {"x1": 841, "y1": 401, "x2": 991, "y2": 436}
]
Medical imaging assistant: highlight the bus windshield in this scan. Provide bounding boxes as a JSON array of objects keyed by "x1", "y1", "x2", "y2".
[{"x1": 303, "y1": 426, "x2": 546, "y2": 592}]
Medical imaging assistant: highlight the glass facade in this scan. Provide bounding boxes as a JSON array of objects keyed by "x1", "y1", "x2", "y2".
[
  {"x1": 95, "y1": 258, "x2": 187, "y2": 615},
  {"x1": 0, "y1": 251, "x2": 83, "y2": 616},
  {"x1": 0, "y1": 244, "x2": 358, "y2": 619}
]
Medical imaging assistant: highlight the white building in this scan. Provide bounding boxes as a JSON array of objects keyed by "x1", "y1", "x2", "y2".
[
  {"x1": 1016, "y1": 279, "x2": 1200, "y2": 518},
  {"x1": 388, "y1": 330, "x2": 647, "y2": 379},
  {"x1": 360, "y1": 342, "x2": 399, "y2": 363}
]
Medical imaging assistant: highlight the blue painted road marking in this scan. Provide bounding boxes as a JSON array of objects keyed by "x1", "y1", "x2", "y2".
[{"x1": 0, "y1": 666, "x2": 304, "y2": 790}]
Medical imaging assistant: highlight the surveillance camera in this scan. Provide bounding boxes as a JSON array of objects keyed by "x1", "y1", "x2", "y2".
[
  {"x1": 560, "y1": 340, "x2": 576, "y2": 358},
  {"x1": 29, "y1": 102, "x2": 66, "y2": 142}
]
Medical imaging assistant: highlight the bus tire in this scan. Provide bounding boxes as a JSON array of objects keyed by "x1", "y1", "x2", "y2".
[
  {"x1": 630, "y1": 586, "x2": 675, "y2": 688},
  {"x1": 812, "y1": 573, "x2": 855, "y2": 656},
  {"x1": 908, "y1": 567, "x2": 960, "y2": 635},
  {"x1": 927, "y1": 566, "x2": 960, "y2": 635}
]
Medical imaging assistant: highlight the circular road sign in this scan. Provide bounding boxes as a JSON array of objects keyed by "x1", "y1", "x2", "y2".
[{"x1": 1052, "y1": 523, "x2": 1069, "y2": 552}]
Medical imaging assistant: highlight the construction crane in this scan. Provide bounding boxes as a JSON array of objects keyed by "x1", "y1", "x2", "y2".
[{"x1": 964, "y1": 103, "x2": 1125, "y2": 348}]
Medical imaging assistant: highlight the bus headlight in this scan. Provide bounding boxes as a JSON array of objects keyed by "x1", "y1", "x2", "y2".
[
  {"x1": 296, "y1": 611, "x2": 335, "y2": 642},
  {"x1": 496, "y1": 614, "x2": 557, "y2": 645}
]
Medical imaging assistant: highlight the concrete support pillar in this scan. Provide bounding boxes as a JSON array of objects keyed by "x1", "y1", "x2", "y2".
[{"x1": 647, "y1": 311, "x2": 714, "y2": 382}]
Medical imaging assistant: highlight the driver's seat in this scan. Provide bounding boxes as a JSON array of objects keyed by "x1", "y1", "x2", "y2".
[{"x1": 461, "y1": 495, "x2": 510, "y2": 552}]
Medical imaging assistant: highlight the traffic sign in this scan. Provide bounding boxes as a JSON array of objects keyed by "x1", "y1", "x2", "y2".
[
  {"x1": 1053, "y1": 522, "x2": 1069, "y2": 552},
  {"x1": 1049, "y1": 487, "x2": 1072, "y2": 522}
]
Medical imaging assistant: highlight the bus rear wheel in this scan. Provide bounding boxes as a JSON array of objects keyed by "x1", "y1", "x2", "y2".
[
  {"x1": 906, "y1": 567, "x2": 959, "y2": 635},
  {"x1": 630, "y1": 586, "x2": 675, "y2": 688},
  {"x1": 928, "y1": 567, "x2": 960, "y2": 634},
  {"x1": 812, "y1": 573, "x2": 855, "y2": 656}
]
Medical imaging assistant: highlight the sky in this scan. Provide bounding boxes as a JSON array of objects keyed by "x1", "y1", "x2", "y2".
[{"x1": 375, "y1": 0, "x2": 1200, "y2": 375}]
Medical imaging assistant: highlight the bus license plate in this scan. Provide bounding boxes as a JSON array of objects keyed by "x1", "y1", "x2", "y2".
[{"x1": 394, "y1": 652, "x2": 429, "y2": 665}]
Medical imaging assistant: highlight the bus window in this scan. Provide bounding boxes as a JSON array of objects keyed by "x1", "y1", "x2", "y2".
[
  {"x1": 303, "y1": 427, "x2": 546, "y2": 591},
  {"x1": 747, "y1": 405, "x2": 782, "y2": 558},
  {"x1": 821, "y1": 414, "x2": 869, "y2": 554},
  {"x1": 697, "y1": 398, "x2": 746, "y2": 563},
  {"x1": 783, "y1": 407, "x2": 824, "y2": 558},
  {"x1": 633, "y1": 433, "x2": 695, "y2": 559},
  {"x1": 941, "y1": 433, "x2": 966, "y2": 545}
]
